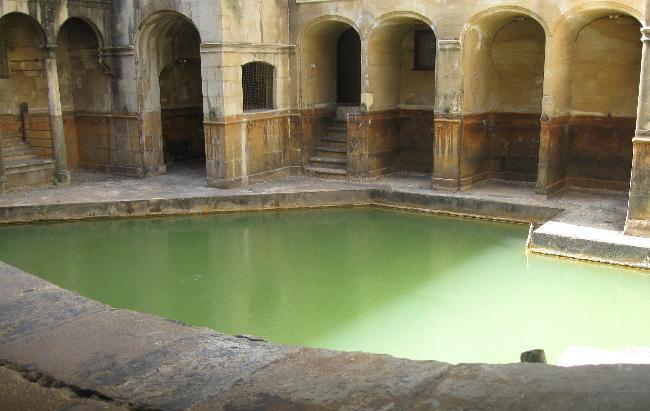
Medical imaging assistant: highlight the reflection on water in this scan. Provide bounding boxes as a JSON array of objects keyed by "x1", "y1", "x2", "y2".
[{"x1": 1, "y1": 208, "x2": 649, "y2": 364}]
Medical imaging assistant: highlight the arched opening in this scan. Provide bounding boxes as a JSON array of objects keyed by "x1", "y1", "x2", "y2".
[
  {"x1": 337, "y1": 28, "x2": 360, "y2": 106},
  {"x1": 299, "y1": 19, "x2": 360, "y2": 112},
  {"x1": 56, "y1": 17, "x2": 111, "y2": 170},
  {"x1": 242, "y1": 61, "x2": 274, "y2": 111},
  {"x1": 300, "y1": 19, "x2": 361, "y2": 178},
  {"x1": 364, "y1": 15, "x2": 436, "y2": 175},
  {"x1": 566, "y1": 15, "x2": 641, "y2": 191},
  {"x1": 464, "y1": 12, "x2": 546, "y2": 184},
  {"x1": 137, "y1": 12, "x2": 204, "y2": 171},
  {"x1": 0, "y1": 12, "x2": 56, "y2": 187}
]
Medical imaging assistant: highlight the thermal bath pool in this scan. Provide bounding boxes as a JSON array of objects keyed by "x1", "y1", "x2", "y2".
[{"x1": 1, "y1": 207, "x2": 649, "y2": 364}]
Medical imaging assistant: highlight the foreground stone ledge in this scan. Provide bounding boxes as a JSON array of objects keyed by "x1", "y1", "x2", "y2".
[{"x1": 2, "y1": 262, "x2": 650, "y2": 410}]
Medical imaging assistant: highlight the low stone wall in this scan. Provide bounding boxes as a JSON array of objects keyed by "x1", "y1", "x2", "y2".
[
  {"x1": 0, "y1": 186, "x2": 561, "y2": 225},
  {"x1": 2, "y1": 262, "x2": 650, "y2": 410}
]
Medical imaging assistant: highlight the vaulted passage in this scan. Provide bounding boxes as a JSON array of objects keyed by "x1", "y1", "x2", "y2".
[
  {"x1": 158, "y1": 21, "x2": 203, "y2": 164},
  {"x1": 566, "y1": 15, "x2": 641, "y2": 190},
  {"x1": 363, "y1": 15, "x2": 436, "y2": 174},
  {"x1": 138, "y1": 12, "x2": 204, "y2": 169},
  {"x1": 300, "y1": 20, "x2": 361, "y2": 178},
  {"x1": 300, "y1": 20, "x2": 360, "y2": 111},
  {"x1": 56, "y1": 17, "x2": 111, "y2": 170},
  {"x1": 0, "y1": 13, "x2": 56, "y2": 189},
  {"x1": 464, "y1": 14, "x2": 546, "y2": 183}
]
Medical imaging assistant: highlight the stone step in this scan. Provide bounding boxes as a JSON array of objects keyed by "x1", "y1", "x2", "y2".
[
  {"x1": 304, "y1": 166, "x2": 347, "y2": 179},
  {"x1": 5, "y1": 157, "x2": 55, "y2": 170},
  {"x1": 3, "y1": 144, "x2": 35, "y2": 154},
  {"x1": 1, "y1": 137, "x2": 27, "y2": 147},
  {"x1": 309, "y1": 156, "x2": 347, "y2": 165},
  {"x1": 5, "y1": 158, "x2": 55, "y2": 190},
  {"x1": 323, "y1": 134, "x2": 347, "y2": 144},
  {"x1": 5, "y1": 152, "x2": 39, "y2": 162},
  {"x1": 328, "y1": 125, "x2": 346, "y2": 133},
  {"x1": 315, "y1": 146, "x2": 347, "y2": 154}
]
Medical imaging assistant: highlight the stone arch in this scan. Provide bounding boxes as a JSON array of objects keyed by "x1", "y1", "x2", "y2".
[
  {"x1": 547, "y1": 5, "x2": 642, "y2": 190},
  {"x1": 55, "y1": 17, "x2": 112, "y2": 170},
  {"x1": 462, "y1": 7, "x2": 547, "y2": 183},
  {"x1": 298, "y1": 16, "x2": 360, "y2": 110},
  {"x1": 0, "y1": 12, "x2": 52, "y2": 153},
  {"x1": 136, "y1": 10, "x2": 205, "y2": 168},
  {"x1": 361, "y1": 11, "x2": 437, "y2": 174},
  {"x1": 366, "y1": 11, "x2": 437, "y2": 110}
]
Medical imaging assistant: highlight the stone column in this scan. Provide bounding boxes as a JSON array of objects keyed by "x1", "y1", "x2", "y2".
[
  {"x1": 44, "y1": 46, "x2": 71, "y2": 185},
  {"x1": 0, "y1": 135, "x2": 8, "y2": 194},
  {"x1": 535, "y1": 35, "x2": 571, "y2": 195},
  {"x1": 432, "y1": 39, "x2": 463, "y2": 191},
  {"x1": 625, "y1": 26, "x2": 650, "y2": 236}
]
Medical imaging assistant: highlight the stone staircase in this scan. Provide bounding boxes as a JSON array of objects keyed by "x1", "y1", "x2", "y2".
[
  {"x1": 305, "y1": 119, "x2": 348, "y2": 179},
  {"x1": 2, "y1": 134, "x2": 55, "y2": 190},
  {"x1": 305, "y1": 107, "x2": 360, "y2": 179}
]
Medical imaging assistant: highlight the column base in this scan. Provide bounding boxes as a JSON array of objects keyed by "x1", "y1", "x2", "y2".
[
  {"x1": 624, "y1": 218, "x2": 650, "y2": 238},
  {"x1": 431, "y1": 176, "x2": 460, "y2": 192},
  {"x1": 0, "y1": 175, "x2": 9, "y2": 194},
  {"x1": 54, "y1": 170, "x2": 71, "y2": 185}
]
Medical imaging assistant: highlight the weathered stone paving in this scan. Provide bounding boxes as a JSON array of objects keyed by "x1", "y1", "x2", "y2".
[{"x1": 1, "y1": 262, "x2": 650, "y2": 410}]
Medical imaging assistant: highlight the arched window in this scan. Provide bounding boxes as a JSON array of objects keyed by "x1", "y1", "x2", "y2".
[{"x1": 242, "y1": 61, "x2": 274, "y2": 111}]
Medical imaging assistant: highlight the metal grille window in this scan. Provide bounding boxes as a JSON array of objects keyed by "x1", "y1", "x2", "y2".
[
  {"x1": 242, "y1": 62, "x2": 274, "y2": 111},
  {"x1": 414, "y1": 29, "x2": 436, "y2": 71},
  {"x1": 59, "y1": 18, "x2": 98, "y2": 50}
]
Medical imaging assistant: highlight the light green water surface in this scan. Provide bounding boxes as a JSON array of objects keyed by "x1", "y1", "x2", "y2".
[{"x1": 1, "y1": 207, "x2": 649, "y2": 364}]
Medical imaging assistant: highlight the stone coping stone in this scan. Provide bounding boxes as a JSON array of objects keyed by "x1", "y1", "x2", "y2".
[
  {"x1": 2, "y1": 262, "x2": 650, "y2": 410},
  {"x1": 529, "y1": 214, "x2": 650, "y2": 270},
  {"x1": 0, "y1": 187, "x2": 561, "y2": 225}
]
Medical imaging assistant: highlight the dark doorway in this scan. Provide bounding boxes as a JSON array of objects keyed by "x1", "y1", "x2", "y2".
[
  {"x1": 337, "y1": 28, "x2": 361, "y2": 105},
  {"x1": 157, "y1": 19, "x2": 204, "y2": 164}
]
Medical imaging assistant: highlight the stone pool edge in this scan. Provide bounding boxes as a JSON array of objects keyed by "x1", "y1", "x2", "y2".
[
  {"x1": 1, "y1": 261, "x2": 650, "y2": 410},
  {"x1": 4, "y1": 185, "x2": 650, "y2": 270}
]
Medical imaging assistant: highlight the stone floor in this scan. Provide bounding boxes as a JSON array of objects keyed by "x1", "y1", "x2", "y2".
[{"x1": 0, "y1": 163, "x2": 629, "y2": 216}]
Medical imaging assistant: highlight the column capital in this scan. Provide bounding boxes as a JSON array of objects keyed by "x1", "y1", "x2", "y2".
[{"x1": 42, "y1": 44, "x2": 58, "y2": 58}]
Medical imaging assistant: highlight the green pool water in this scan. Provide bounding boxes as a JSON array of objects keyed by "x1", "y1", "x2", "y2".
[{"x1": 1, "y1": 207, "x2": 649, "y2": 364}]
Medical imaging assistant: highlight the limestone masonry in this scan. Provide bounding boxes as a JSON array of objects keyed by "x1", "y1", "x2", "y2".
[{"x1": 1, "y1": 0, "x2": 650, "y2": 236}]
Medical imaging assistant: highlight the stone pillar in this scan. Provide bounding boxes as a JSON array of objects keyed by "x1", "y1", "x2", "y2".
[
  {"x1": 0, "y1": 136, "x2": 9, "y2": 194},
  {"x1": 625, "y1": 26, "x2": 650, "y2": 236},
  {"x1": 536, "y1": 36, "x2": 571, "y2": 195},
  {"x1": 432, "y1": 39, "x2": 463, "y2": 191},
  {"x1": 44, "y1": 46, "x2": 71, "y2": 185}
]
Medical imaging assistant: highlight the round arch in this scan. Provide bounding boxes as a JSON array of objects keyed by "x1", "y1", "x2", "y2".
[
  {"x1": 56, "y1": 16, "x2": 106, "y2": 50},
  {"x1": 366, "y1": 11, "x2": 437, "y2": 110},
  {"x1": 0, "y1": 12, "x2": 47, "y2": 45},
  {"x1": 298, "y1": 15, "x2": 360, "y2": 109},
  {"x1": 135, "y1": 10, "x2": 205, "y2": 167},
  {"x1": 462, "y1": 6, "x2": 547, "y2": 183}
]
